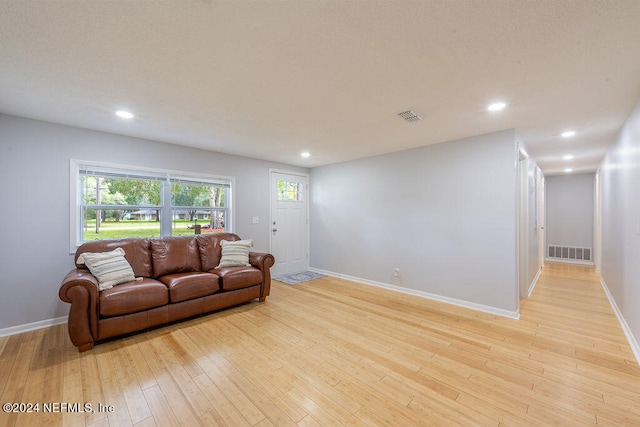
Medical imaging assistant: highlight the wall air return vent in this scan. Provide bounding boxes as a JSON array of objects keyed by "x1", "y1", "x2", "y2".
[
  {"x1": 398, "y1": 110, "x2": 423, "y2": 122},
  {"x1": 547, "y1": 245, "x2": 592, "y2": 263}
]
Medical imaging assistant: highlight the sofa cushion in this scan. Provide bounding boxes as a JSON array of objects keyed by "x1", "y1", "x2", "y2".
[
  {"x1": 217, "y1": 239, "x2": 253, "y2": 267},
  {"x1": 76, "y1": 238, "x2": 152, "y2": 277},
  {"x1": 77, "y1": 247, "x2": 136, "y2": 291},
  {"x1": 214, "y1": 266, "x2": 262, "y2": 291},
  {"x1": 159, "y1": 272, "x2": 220, "y2": 303},
  {"x1": 99, "y1": 278, "x2": 168, "y2": 317},
  {"x1": 151, "y1": 236, "x2": 202, "y2": 278},
  {"x1": 197, "y1": 233, "x2": 240, "y2": 271}
]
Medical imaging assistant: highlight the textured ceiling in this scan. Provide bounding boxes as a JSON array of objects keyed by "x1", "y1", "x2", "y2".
[{"x1": 1, "y1": 0, "x2": 639, "y2": 174}]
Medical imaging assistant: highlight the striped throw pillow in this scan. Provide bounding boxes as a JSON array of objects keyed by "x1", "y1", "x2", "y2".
[
  {"x1": 217, "y1": 239, "x2": 253, "y2": 268},
  {"x1": 77, "y1": 247, "x2": 136, "y2": 291}
]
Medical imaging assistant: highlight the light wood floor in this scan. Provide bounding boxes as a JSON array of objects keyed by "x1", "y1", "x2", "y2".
[{"x1": 1, "y1": 262, "x2": 640, "y2": 426}]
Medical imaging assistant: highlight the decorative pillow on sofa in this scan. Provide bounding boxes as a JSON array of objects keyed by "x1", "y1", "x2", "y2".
[
  {"x1": 77, "y1": 247, "x2": 136, "y2": 291},
  {"x1": 217, "y1": 239, "x2": 253, "y2": 268}
]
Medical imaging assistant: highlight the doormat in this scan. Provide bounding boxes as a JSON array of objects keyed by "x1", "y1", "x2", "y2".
[{"x1": 273, "y1": 271, "x2": 326, "y2": 285}]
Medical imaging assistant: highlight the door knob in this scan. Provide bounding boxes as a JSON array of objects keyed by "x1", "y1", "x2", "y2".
[{"x1": 272, "y1": 228, "x2": 278, "y2": 232}]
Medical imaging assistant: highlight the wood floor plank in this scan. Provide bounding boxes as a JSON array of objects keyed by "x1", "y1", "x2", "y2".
[
  {"x1": 15, "y1": 332, "x2": 46, "y2": 427},
  {"x1": 192, "y1": 373, "x2": 251, "y2": 427},
  {"x1": 142, "y1": 332, "x2": 205, "y2": 425},
  {"x1": 197, "y1": 354, "x2": 266, "y2": 425},
  {"x1": 93, "y1": 343, "x2": 134, "y2": 426},
  {"x1": 78, "y1": 351, "x2": 107, "y2": 426},
  {"x1": 227, "y1": 369, "x2": 300, "y2": 427},
  {"x1": 142, "y1": 385, "x2": 179, "y2": 426},
  {"x1": 2, "y1": 332, "x2": 37, "y2": 394},
  {"x1": 0, "y1": 388, "x2": 24, "y2": 427},
  {"x1": 111, "y1": 342, "x2": 152, "y2": 424},
  {"x1": 151, "y1": 368, "x2": 201, "y2": 426},
  {"x1": 1, "y1": 261, "x2": 640, "y2": 426},
  {"x1": 41, "y1": 334, "x2": 67, "y2": 426}
]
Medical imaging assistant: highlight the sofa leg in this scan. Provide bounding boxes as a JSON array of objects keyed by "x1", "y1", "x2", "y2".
[
  {"x1": 77, "y1": 342, "x2": 94, "y2": 352},
  {"x1": 259, "y1": 296, "x2": 266, "y2": 302}
]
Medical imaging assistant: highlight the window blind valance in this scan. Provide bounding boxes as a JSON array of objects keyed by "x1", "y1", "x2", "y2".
[{"x1": 78, "y1": 166, "x2": 231, "y2": 188}]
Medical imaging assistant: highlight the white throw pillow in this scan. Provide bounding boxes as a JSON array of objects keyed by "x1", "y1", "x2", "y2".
[
  {"x1": 77, "y1": 247, "x2": 136, "y2": 291},
  {"x1": 217, "y1": 239, "x2": 253, "y2": 268}
]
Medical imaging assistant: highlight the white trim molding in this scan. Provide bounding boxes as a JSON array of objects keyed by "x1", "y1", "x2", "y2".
[
  {"x1": 309, "y1": 268, "x2": 520, "y2": 320},
  {"x1": 0, "y1": 316, "x2": 67, "y2": 338},
  {"x1": 527, "y1": 268, "x2": 542, "y2": 298},
  {"x1": 544, "y1": 257, "x2": 594, "y2": 266},
  {"x1": 600, "y1": 277, "x2": 640, "y2": 366}
]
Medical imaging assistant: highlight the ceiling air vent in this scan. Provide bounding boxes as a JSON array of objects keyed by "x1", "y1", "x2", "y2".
[{"x1": 398, "y1": 110, "x2": 423, "y2": 122}]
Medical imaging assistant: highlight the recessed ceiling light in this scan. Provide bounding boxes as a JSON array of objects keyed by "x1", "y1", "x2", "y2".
[
  {"x1": 115, "y1": 110, "x2": 134, "y2": 119},
  {"x1": 561, "y1": 130, "x2": 576, "y2": 138},
  {"x1": 487, "y1": 102, "x2": 507, "y2": 112},
  {"x1": 564, "y1": 168, "x2": 573, "y2": 173},
  {"x1": 300, "y1": 152, "x2": 311, "y2": 158},
  {"x1": 563, "y1": 155, "x2": 574, "y2": 160}
]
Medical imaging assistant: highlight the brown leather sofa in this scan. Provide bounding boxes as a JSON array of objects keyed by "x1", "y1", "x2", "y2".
[{"x1": 59, "y1": 233, "x2": 274, "y2": 352}]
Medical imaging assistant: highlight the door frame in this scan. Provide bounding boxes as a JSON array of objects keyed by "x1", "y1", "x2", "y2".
[
  {"x1": 594, "y1": 171, "x2": 602, "y2": 273},
  {"x1": 517, "y1": 150, "x2": 529, "y2": 301},
  {"x1": 269, "y1": 168, "x2": 310, "y2": 274}
]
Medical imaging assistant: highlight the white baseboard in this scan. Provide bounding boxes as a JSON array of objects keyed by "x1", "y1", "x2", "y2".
[
  {"x1": 0, "y1": 316, "x2": 67, "y2": 338},
  {"x1": 527, "y1": 268, "x2": 542, "y2": 298},
  {"x1": 600, "y1": 277, "x2": 640, "y2": 366},
  {"x1": 545, "y1": 257, "x2": 594, "y2": 266},
  {"x1": 308, "y1": 267, "x2": 520, "y2": 320}
]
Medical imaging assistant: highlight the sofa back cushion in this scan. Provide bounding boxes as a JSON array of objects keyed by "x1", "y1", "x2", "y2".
[
  {"x1": 196, "y1": 233, "x2": 240, "y2": 271},
  {"x1": 75, "y1": 238, "x2": 152, "y2": 278},
  {"x1": 150, "y1": 236, "x2": 202, "y2": 278}
]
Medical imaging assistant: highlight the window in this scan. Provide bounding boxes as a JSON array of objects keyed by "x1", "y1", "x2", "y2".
[
  {"x1": 71, "y1": 160, "x2": 233, "y2": 250},
  {"x1": 170, "y1": 179, "x2": 227, "y2": 237},
  {"x1": 277, "y1": 180, "x2": 304, "y2": 201},
  {"x1": 80, "y1": 172, "x2": 163, "y2": 240}
]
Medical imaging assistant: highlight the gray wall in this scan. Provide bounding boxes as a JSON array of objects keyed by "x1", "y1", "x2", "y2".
[
  {"x1": 0, "y1": 113, "x2": 307, "y2": 330},
  {"x1": 309, "y1": 129, "x2": 519, "y2": 314},
  {"x1": 545, "y1": 173, "x2": 594, "y2": 250},
  {"x1": 599, "y1": 100, "x2": 640, "y2": 355}
]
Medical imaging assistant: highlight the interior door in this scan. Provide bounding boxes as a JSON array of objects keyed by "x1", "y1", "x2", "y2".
[
  {"x1": 536, "y1": 167, "x2": 545, "y2": 268},
  {"x1": 270, "y1": 170, "x2": 309, "y2": 276}
]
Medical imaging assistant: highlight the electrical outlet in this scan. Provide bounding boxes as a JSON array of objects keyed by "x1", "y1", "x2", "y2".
[
  {"x1": 393, "y1": 267, "x2": 400, "y2": 277},
  {"x1": 252, "y1": 217, "x2": 259, "y2": 224}
]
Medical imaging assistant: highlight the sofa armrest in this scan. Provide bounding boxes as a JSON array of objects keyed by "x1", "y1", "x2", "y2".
[
  {"x1": 249, "y1": 252, "x2": 275, "y2": 301},
  {"x1": 59, "y1": 269, "x2": 100, "y2": 351}
]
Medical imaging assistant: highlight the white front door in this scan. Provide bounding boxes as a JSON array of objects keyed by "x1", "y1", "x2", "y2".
[{"x1": 270, "y1": 170, "x2": 309, "y2": 276}]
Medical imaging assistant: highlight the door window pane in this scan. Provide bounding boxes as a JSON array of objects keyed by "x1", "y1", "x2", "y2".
[{"x1": 277, "y1": 180, "x2": 303, "y2": 201}]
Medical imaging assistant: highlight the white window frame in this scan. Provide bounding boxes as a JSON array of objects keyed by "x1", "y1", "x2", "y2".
[{"x1": 70, "y1": 159, "x2": 235, "y2": 253}]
